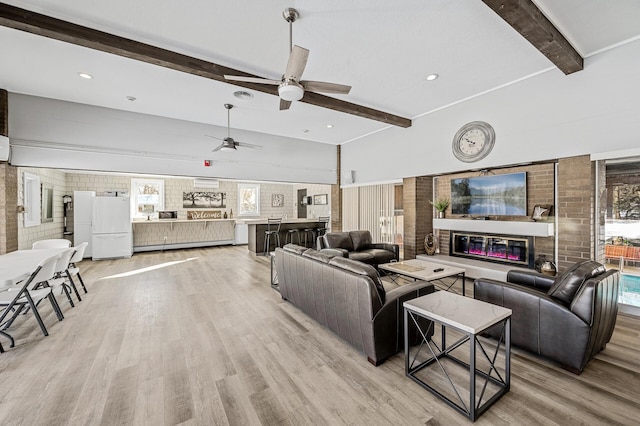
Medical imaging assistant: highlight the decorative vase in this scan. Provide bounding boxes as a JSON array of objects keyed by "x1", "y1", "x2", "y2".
[
  {"x1": 424, "y1": 233, "x2": 436, "y2": 255},
  {"x1": 541, "y1": 260, "x2": 557, "y2": 276},
  {"x1": 224, "y1": 211, "x2": 228, "y2": 219},
  {"x1": 437, "y1": 211, "x2": 445, "y2": 219}
]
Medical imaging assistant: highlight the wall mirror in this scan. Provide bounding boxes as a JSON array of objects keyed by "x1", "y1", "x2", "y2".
[
  {"x1": 41, "y1": 183, "x2": 54, "y2": 223},
  {"x1": 23, "y1": 172, "x2": 41, "y2": 227}
]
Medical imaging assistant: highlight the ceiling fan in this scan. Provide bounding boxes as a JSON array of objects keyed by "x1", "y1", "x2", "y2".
[
  {"x1": 207, "y1": 104, "x2": 262, "y2": 152},
  {"x1": 224, "y1": 7, "x2": 351, "y2": 111}
]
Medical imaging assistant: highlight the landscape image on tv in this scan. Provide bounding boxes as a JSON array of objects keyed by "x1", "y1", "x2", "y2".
[{"x1": 451, "y1": 172, "x2": 527, "y2": 216}]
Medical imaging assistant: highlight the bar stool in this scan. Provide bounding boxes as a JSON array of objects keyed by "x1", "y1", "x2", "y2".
[
  {"x1": 302, "y1": 227, "x2": 315, "y2": 248},
  {"x1": 286, "y1": 228, "x2": 300, "y2": 245},
  {"x1": 317, "y1": 216, "x2": 330, "y2": 237},
  {"x1": 263, "y1": 218, "x2": 282, "y2": 255}
]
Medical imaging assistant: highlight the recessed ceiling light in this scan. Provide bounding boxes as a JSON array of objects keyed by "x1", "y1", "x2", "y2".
[
  {"x1": 126, "y1": 96, "x2": 137, "y2": 101},
  {"x1": 78, "y1": 72, "x2": 93, "y2": 79},
  {"x1": 233, "y1": 90, "x2": 254, "y2": 100},
  {"x1": 426, "y1": 73, "x2": 439, "y2": 81},
  {"x1": 326, "y1": 124, "x2": 334, "y2": 128}
]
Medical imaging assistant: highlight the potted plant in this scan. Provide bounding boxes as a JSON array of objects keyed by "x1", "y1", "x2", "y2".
[{"x1": 430, "y1": 198, "x2": 450, "y2": 218}]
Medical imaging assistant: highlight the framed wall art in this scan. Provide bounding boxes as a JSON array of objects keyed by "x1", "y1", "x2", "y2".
[
  {"x1": 313, "y1": 194, "x2": 328, "y2": 205},
  {"x1": 272, "y1": 193, "x2": 284, "y2": 207},
  {"x1": 183, "y1": 192, "x2": 226, "y2": 209}
]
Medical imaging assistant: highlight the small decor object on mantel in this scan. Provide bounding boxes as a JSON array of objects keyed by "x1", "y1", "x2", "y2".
[
  {"x1": 424, "y1": 233, "x2": 437, "y2": 256},
  {"x1": 272, "y1": 194, "x2": 284, "y2": 207},
  {"x1": 430, "y1": 198, "x2": 450, "y2": 219},
  {"x1": 532, "y1": 204, "x2": 553, "y2": 221}
]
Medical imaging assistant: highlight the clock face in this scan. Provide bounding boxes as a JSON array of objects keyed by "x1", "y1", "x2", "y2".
[{"x1": 452, "y1": 121, "x2": 495, "y2": 162}]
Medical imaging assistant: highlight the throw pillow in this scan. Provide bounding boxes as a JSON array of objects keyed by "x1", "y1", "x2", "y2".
[{"x1": 547, "y1": 260, "x2": 606, "y2": 305}]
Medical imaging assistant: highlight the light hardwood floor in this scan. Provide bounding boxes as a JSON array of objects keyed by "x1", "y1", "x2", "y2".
[{"x1": 0, "y1": 246, "x2": 639, "y2": 425}]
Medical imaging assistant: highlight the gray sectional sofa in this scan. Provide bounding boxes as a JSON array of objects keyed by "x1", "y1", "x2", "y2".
[{"x1": 275, "y1": 244, "x2": 434, "y2": 365}]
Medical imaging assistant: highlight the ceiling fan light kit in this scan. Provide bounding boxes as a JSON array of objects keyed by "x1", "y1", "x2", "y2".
[
  {"x1": 278, "y1": 80, "x2": 304, "y2": 101},
  {"x1": 208, "y1": 104, "x2": 263, "y2": 152}
]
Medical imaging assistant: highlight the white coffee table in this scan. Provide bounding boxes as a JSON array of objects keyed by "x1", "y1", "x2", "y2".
[
  {"x1": 403, "y1": 291, "x2": 512, "y2": 422},
  {"x1": 379, "y1": 259, "x2": 466, "y2": 295}
]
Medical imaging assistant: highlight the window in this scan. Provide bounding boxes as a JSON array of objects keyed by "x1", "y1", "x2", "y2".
[
  {"x1": 238, "y1": 183, "x2": 260, "y2": 217},
  {"x1": 131, "y1": 178, "x2": 165, "y2": 219}
]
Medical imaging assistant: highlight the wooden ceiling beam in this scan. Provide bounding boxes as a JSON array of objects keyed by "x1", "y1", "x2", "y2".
[
  {"x1": 481, "y1": 0, "x2": 583, "y2": 75},
  {"x1": 0, "y1": 3, "x2": 411, "y2": 128}
]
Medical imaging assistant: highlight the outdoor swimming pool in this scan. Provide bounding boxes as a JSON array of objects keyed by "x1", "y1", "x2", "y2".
[{"x1": 620, "y1": 273, "x2": 640, "y2": 306}]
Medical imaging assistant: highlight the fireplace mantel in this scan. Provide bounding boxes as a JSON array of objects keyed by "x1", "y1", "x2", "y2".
[{"x1": 433, "y1": 218, "x2": 554, "y2": 237}]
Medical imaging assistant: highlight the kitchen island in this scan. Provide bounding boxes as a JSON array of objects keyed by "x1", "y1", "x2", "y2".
[
  {"x1": 132, "y1": 219, "x2": 236, "y2": 251},
  {"x1": 246, "y1": 218, "x2": 327, "y2": 255}
]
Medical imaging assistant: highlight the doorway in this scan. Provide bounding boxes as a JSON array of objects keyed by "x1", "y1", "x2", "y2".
[{"x1": 297, "y1": 189, "x2": 307, "y2": 219}]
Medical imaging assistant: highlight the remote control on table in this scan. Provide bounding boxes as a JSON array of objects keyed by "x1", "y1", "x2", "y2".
[{"x1": 433, "y1": 268, "x2": 444, "y2": 272}]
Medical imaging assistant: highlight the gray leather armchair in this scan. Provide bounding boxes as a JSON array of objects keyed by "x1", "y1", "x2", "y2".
[
  {"x1": 318, "y1": 230, "x2": 399, "y2": 267},
  {"x1": 474, "y1": 260, "x2": 619, "y2": 374}
]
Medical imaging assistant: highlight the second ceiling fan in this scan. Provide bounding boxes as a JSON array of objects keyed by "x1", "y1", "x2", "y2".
[
  {"x1": 224, "y1": 8, "x2": 351, "y2": 110},
  {"x1": 208, "y1": 104, "x2": 262, "y2": 152}
]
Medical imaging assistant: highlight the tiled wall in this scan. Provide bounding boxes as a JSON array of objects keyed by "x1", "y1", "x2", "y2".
[{"x1": 17, "y1": 167, "x2": 68, "y2": 250}]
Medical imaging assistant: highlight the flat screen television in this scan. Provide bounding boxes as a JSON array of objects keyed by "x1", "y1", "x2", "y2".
[{"x1": 451, "y1": 172, "x2": 527, "y2": 216}]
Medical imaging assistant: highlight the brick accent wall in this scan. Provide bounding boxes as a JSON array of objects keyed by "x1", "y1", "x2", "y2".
[
  {"x1": 0, "y1": 164, "x2": 18, "y2": 254},
  {"x1": 332, "y1": 145, "x2": 342, "y2": 232},
  {"x1": 403, "y1": 176, "x2": 433, "y2": 259},
  {"x1": 433, "y1": 163, "x2": 556, "y2": 262},
  {"x1": 557, "y1": 155, "x2": 595, "y2": 271}
]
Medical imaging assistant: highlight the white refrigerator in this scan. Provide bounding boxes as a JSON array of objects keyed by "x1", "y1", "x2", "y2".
[
  {"x1": 73, "y1": 191, "x2": 96, "y2": 258},
  {"x1": 92, "y1": 196, "x2": 133, "y2": 260}
]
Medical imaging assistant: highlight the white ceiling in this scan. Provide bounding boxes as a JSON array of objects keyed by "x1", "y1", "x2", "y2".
[{"x1": 2, "y1": 0, "x2": 640, "y2": 148}]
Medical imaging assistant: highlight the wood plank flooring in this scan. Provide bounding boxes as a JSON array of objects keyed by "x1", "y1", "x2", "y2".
[{"x1": 0, "y1": 246, "x2": 639, "y2": 425}]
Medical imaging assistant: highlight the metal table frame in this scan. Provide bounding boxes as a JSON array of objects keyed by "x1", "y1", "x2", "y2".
[
  {"x1": 269, "y1": 251, "x2": 279, "y2": 292},
  {"x1": 404, "y1": 305, "x2": 511, "y2": 422}
]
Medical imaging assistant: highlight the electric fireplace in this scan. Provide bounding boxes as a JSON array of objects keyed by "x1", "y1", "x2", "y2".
[{"x1": 450, "y1": 232, "x2": 534, "y2": 268}]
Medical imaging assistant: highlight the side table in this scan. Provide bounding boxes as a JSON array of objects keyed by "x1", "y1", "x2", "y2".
[{"x1": 403, "y1": 292, "x2": 511, "y2": 422}]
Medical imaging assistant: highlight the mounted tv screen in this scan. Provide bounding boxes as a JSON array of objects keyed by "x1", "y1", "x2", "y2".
[{"x1": 451, "y1": 172, "x2": 527, "y2": 216}]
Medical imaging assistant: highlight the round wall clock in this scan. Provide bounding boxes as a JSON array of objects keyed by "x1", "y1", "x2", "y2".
[{"x1": 452, "y1": 121, "x2": 495, "y2": 163}]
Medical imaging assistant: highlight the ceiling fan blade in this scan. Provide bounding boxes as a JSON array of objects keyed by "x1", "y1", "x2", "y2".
[
  {"x1": 279, "y1": 99, "x2": 292, "y2": 110},
  {"x1": 205, "y1": 134, "x2": 223, "y2": 141},
  {"x1": 223, "y1": 75, "x2": 281, "y2": 85},
  {"x1": 235, "y1": 142, "x2": 263, "y2": 150},
  {"x1": 302, "y1": 80, "x2": 351, "y2": 94},
  {"x1": 284, "y1": 45, "x2": 309, "y2": 81},
  {"x1": 211, "y1": 144, "x2": 224, "y2": 152}
]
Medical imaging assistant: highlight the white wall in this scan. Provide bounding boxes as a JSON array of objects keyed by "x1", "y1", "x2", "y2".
[
  {"x1": 8, "y1": 94, "x2": 338, "y2": 184},
  {"x1": 342, "y1": 39, "x2": 640, "y2": 185}
]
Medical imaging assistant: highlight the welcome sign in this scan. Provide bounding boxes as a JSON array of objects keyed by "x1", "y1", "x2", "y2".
[{"x1": 187, "y1": 210, "x2": 222, "y2": 220}]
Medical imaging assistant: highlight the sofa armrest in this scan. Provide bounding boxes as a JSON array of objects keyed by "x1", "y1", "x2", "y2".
[
  {"x1": 370, "y1": 280, "x2": 435, "y2": 363},
  {"x1": 369, "y1": 243, "x2": 400, "y2": 260},
  {"x1": 507, "y1": 270, "x2": 555, "y2": 291}
]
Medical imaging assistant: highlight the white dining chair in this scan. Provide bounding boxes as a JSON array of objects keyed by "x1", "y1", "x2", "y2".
[
  {"x1": 32, "y1": 239, "x2": 72, "y2": 249},
  {"x1": 0, "y1": 254, "x2": 63, "y2": 352},
  {"x1": 47, "y1": 248, "x2": 80, "y2": 307},
  {"x1": 67, "y1": 242, "x2": 88, "y2": 294}
]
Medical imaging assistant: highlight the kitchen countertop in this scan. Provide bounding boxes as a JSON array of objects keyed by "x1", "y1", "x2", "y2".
[
  {"x1": 132, "y1": 219, "x2": 238, "y2": 224},
  {"x1": 244, "y1": 218, "x2": 325, "y2": 225}
]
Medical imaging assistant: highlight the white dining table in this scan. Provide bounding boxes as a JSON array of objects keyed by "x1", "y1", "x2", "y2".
[{"x1": 0, "y1": 248, "x2": 66, "y2": 290}]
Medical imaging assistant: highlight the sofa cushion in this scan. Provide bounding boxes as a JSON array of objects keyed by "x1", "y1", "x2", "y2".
[
  {"x1": 329, "y1": 257, "x2": 385, "y2": 304},
  {"x1": 348, "y1": 251, "x2": 376, "y2": 265},
  {"x1": 283, "y1": 243, "x2": 308, "y2": 255},
  {"x1": 350, "y1": 230, "x2": 372, "y2": 251},
  {"x1": 318, "y1": 248, "x2": 346, "y2": 259},
  {"x1": 324, "y1": 232, "x2": 354, "y2": 251},
  {"x1": 361, "y1": 248, "x2": 396, "y2": 265},
  {"x1": 547, "y1": 260, "x2": 606, "y2": 305},
  {"x1": 302, "y1": 249, "x2": 332, "y2": 264}
]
